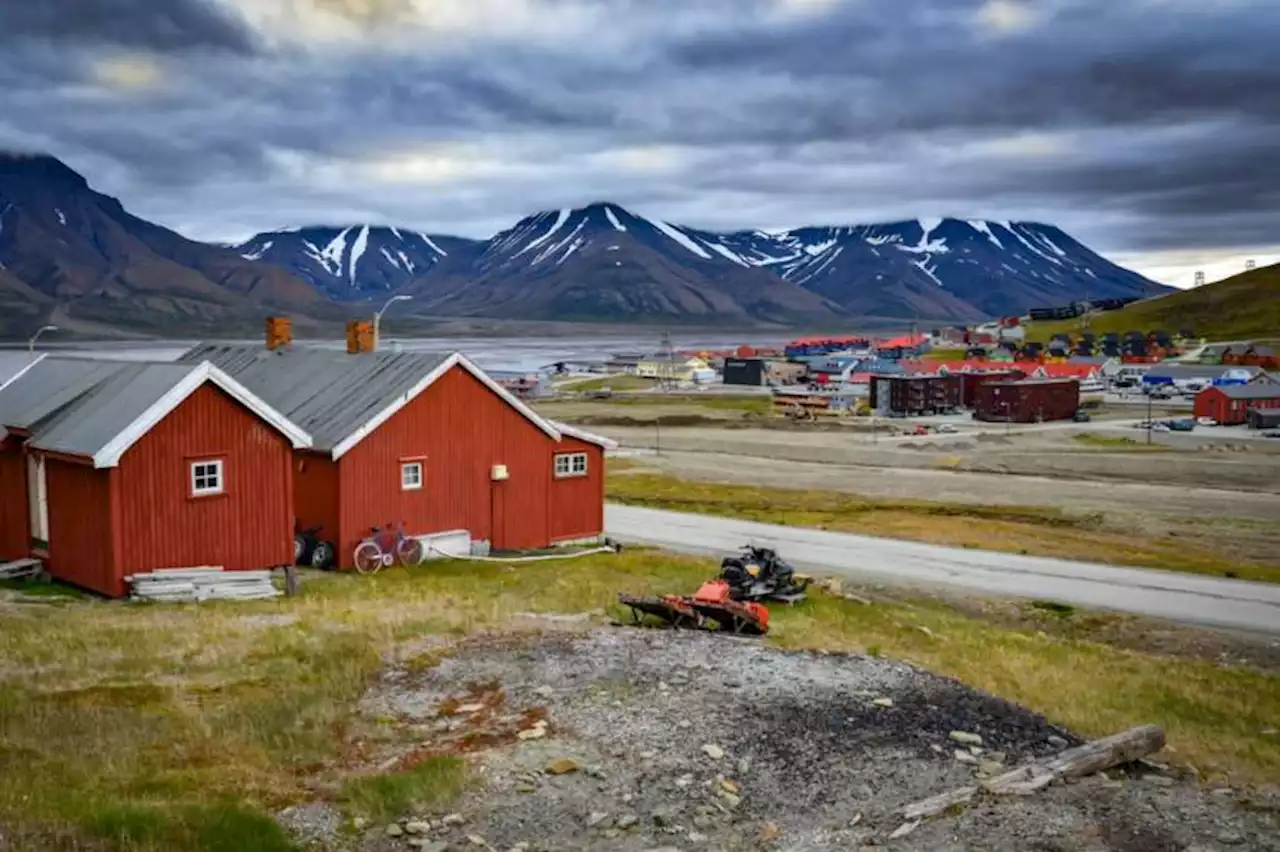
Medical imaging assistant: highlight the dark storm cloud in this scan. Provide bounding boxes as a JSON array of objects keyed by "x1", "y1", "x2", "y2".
[
  {"x1": 0, "y1": 0, "x2": 257, "y2": 53},
  {"x1": 0, "y1": 0, "x2": 1276, "y2": 278}
]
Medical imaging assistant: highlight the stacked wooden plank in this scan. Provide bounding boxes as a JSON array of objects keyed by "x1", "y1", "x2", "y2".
[
  {"x1": 0, "y1": 558, "x2": 43, "y2": 580},
  {"x1": 126, "y1": 567, "x2": 280, "y2": 603}
]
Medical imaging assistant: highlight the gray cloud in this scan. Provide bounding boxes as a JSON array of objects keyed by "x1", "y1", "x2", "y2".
[
  {"x1": 0, "y1": 0, "x2": 1276, "y2": 281},
  {"x1": 0, "y1": 0, "x2": 257, "y2": 53}
]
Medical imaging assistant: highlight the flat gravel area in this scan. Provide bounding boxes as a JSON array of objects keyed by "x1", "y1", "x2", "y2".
[{"x1": 333, "y1": 629, "x2": 1279, "y2": 852}]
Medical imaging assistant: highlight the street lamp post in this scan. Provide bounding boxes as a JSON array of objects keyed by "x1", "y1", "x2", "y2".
[
  {"x1": 373, "y1": 295, "x2": 412, "y2": 351},
  {"x1": 28, "y1": 325, "x2": 58, "y2": 360}
]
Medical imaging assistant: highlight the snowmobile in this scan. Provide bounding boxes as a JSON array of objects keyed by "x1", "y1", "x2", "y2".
[
  {"x1": 718, "y1": 545, "x2": 810, "y2": 603},
  {"x1": 618, "y1": 580, "x2": 770, "y2": 636}
]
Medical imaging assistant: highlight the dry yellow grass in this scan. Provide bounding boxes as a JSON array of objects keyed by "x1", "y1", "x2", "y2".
[
  {"x1": 605, "y1": 472, "x2": 1280, "y2": 583},
  {"x1": 1, "y1": 551, "x2": 1277, "y2": 849}
]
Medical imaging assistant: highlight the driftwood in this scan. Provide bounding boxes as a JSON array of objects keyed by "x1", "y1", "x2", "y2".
[{"x1": 902, "y1": 725, "x2": 1166, "y2": 820}]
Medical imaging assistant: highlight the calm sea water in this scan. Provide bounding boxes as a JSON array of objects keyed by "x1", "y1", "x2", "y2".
[{"x1": 38, "y1": 335, "x2": 782, "y2": 374}]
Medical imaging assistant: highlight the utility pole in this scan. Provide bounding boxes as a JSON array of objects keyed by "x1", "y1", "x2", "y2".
[{"x1": 1146, "y1": 391, "x2": 1153, "y2": 446}]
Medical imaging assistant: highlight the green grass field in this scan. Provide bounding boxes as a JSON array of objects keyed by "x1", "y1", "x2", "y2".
[
  {"x1": 1026, "y1": 263, "x2": 1280, "y2": 344},
  {"x1": 1, "y1": 551, "x2": 1277, "y2": 850}
]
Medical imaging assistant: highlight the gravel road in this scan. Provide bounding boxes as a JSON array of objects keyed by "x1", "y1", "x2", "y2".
[{"x1": 605, "y1": 504, "x2": 1280, "y2": 635}]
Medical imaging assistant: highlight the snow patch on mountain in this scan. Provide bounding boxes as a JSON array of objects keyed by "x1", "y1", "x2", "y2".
[
  {"x1": 604, "y1": 206, "x2": 627, "y2": 232},
  {"x1": 641, "y1": 214, "x2": 712, "y2": 260}
]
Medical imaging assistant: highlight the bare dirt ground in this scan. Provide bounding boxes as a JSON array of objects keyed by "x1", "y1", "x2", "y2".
[
  {"x1": 288, "y1": 628, "x2": 1279, "y2": 852},
  {"x1": 602, "y1": 424, "x2": 1280, "y2": 509}
]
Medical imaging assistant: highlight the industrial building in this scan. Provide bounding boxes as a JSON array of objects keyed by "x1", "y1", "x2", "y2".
[
  {"x1": 723, "y1": 357, "x2": 767, "y2": 386},
  {"x1": 183, "y1": 341, "x2": 614, "y2": 569},
  {"x1": 0, "y1": 356, "x2": 311, "y2": 597},
  {"x1": 1194, "y1": 384, "x2": 1280, "y2": 426},
  {"x1": 974, "y1": 378, "x2": 1081, "y2": 423}
]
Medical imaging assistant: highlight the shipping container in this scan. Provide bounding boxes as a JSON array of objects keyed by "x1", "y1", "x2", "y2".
[{"x1": 974, "y1": 379, "x2": 1080, "y2": 423}]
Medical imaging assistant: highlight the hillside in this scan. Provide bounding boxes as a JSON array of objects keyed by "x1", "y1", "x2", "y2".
[
  {"x1": 1026, "y1": 263, "x2": 1280, "y2": 342},
  {"x1": 0, "y1": 153, "x2": 322, "y2": 338}
]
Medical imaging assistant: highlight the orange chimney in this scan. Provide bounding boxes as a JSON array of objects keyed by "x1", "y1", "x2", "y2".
[
  {"x1": 265, "y1": 316, "x2": 292, "y2": 351},
  {"x1": 345, "y1": 319, "x2": 375, "y2": 354}
]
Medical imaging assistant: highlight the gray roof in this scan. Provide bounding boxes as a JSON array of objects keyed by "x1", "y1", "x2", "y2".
[
  {"x1": 0, "y1": 356, "x2": 205, "y2": 460},
  {"x1": 1145, "y1": 364, "x2": 1261, "y2": 381},
  {"x1": 181, "y1": 343, "x2": 450, "y2": 451},
  {"x1": 1217, "y1": 384, "x2": 1280, "y2": 400},
  {"x1": 0, "y1": 351, "x2": 38, "y2": 387}
]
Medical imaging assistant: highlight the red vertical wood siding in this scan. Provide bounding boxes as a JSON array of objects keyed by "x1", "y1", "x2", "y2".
[
  {"x1": 115, "y1": 384, "x2": 294, "y2": 580},
  {"x1": 336, "y1": 366, "x2": 577, "y2": 567},
  {"x1": 1193, "y1": 388, "x2": 1226, "y2": 423},
  {"x1": 44, "y1": 456, "x2": 117, "y2": 596},
  {"x1": 0, "y1": 440, "x2": 29, "y2": 561},
  {"x1": 548, "y1": 437, "x2": 605, "y2": 542},
  {"x1": 294, "y1": 451, "x2": 340, "y2": 547}
]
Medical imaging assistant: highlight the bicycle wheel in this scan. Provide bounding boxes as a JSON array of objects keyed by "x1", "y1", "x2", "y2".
[
  {"x1": 396, "y1": 535, "x2": 424, "y2": 566},
  {"x1": 353, "y1": 541, "x2": 384, "y2": 575}
]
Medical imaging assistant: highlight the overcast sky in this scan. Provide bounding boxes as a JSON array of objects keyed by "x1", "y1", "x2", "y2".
[{"x1": 1, "y1": 0, "x2": 1276, "y2": 288}]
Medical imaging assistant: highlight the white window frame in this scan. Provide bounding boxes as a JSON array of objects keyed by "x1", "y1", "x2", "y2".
[
  {"x1": 554, "y1": 452, "x2": 589, "y2": 478},
  {"x1": 401, "y1": 460, "x2": 424, "y2": 491},
  {"x1": 190, "y1": 459, "x2": 224, "y2": 497}
]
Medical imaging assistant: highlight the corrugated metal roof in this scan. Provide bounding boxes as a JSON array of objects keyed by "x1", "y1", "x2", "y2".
[
  {"x1": 0, "y1": 356, "x2": 202, "y2": 459},
  {"x1": 0, "y1": 351, "x2": 39, "y2": 387},
  {"x1": 0, "y1": 356, "x2": 135, "y2": 431},
  {"x1": 181, "y1": 343, "x2": 451, "y2": 451},
  {"x1": 33, "y1": 362, "x2": 204, "y2": 459},
  {"x1": 1216, "y1": 384, "x2": 1280, "y2": 400}
]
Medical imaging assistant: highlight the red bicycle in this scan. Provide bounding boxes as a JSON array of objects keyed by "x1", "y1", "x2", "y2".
[{"x1": 353, "y1": 521, "x2": 424, "y2": 574}]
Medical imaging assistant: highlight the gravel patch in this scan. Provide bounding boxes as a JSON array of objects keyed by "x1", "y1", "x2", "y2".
[{"x1": 317, "y1": 629, "x2": 1279, "y2": 851}]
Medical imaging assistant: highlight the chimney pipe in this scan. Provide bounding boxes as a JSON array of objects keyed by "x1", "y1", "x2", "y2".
[
  {"x1": 345, "y1": 319, "x2": 374, "y2": 354},
  {"x1": 265, "y1": 316, "x2": 292, "y2": 351}
]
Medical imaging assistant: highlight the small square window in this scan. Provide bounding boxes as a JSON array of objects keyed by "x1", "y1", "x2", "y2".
[
  {"x1": 554, "y1": 452, "x2": 588, "y2": 478},
  {"x1": 190, "y1": 460, "x2": 223, "y2": 496},
  {"x1": 401, "y1": 461, "x2": 424, "y2": 490}
]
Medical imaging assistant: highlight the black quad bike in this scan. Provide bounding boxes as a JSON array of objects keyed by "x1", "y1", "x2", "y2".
[
  {"x1": 294, "y1": 523, "x2": 336, "y2": 570},
  {"x1": 718, "y1": 545, "x2": 810, "y2": 603}
]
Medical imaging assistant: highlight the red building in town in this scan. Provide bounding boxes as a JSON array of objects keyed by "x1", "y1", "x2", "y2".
[
  {"x1": 0, "y1": 357, "x2": 310, "y2": 596},
  {"x1": 183, "y1": 343, "x2": 614, "y2": 569},
  {"x1": 1194, "y1": 384, "x2": 1280, "y2": 426}
]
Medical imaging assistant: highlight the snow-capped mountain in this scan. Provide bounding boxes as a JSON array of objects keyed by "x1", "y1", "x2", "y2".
[
  {"x1": 407, "y1": 203, "x2": 840, "y2": 323},
  {"x1": 695, "y1": 218, "x2": 1163, "y2": 320},
  {"x1": 236, "y1": 204, "x2": 1167, "y2": 322},
  {"x1": 233, "y1": 225, "x2": 481, "y2": 300}
]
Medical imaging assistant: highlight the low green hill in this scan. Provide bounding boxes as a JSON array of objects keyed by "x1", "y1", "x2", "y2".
[{"x1": 1027, "y1": 262, "x2": 1280, "y2": 343}]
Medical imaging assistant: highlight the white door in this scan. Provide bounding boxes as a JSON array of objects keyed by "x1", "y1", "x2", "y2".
[{"x1": 27, "y1": 453, "x2": 48, "y2": 546}]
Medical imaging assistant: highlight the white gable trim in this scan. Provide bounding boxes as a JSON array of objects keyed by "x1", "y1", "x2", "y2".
[
  {"x1": 329, "y1": 352, "x2": 564, "y2": 460},
  {"x1": 91, "y1": 362, "x2": 313, "y2": 468},
  {"x1": 0, "y1": 353, "x2": 46, "y2": 394},
  {"x1": 550, "y1": 420, "x2": 618, "y2": 451}
]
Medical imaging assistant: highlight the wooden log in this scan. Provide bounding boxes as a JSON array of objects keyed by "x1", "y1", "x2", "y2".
[{"x1": 900, "y1": 725, "x2": 1165, "y2": 819}]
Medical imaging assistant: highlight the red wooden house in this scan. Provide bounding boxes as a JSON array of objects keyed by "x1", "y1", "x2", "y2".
[
  {"x1": 181, "y1": 343, "x2": 615, "y2": 569},
  {"x1": 1194, "y1": 384, "x2": 1280, "y2": 425},
  {"x1": 0, "y1": 356, "x2": 311, "y2": 597}
]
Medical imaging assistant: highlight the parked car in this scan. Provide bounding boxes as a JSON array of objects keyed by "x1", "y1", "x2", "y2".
[
  {"x1": 1165, "y1": 419, "x2": 1195, "y2": 432},
  {"x1": 1196, "y1": 417, "x2": 1218, "y2": 427},
  {"x1": 1152, "y1": 422, "x2": 1171, "y2": 432},
  {"x1": 1263, "y1": 431, "x2": 1280, "y2": 439},
  {"x1": 937, "y1": 423, "x2": 957, "y2": 433},
  {"x1": 1073, "y1": 410, "x2": 1092, "y2": 422}
]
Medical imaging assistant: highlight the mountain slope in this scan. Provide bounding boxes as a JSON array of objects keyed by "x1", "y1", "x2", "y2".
[
  {"x1": 697, "y1": 218, "x2": 1165, "y2": 320},
  {"x1": 233, "y1": 226, "x2": 482, "y2": 300},
  {"x1": 1028, "y1": 263, "x2": 1280, "y2": 342},
  {"x1": 244, "y1": 205, "x2": 1164, "y2": 323},
  {"x1": 0, "y1": 153, "x2": 321, "y2": 333},
  {"x1": 405, "y1": 203, "x2": 843, "y2": 323}
]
